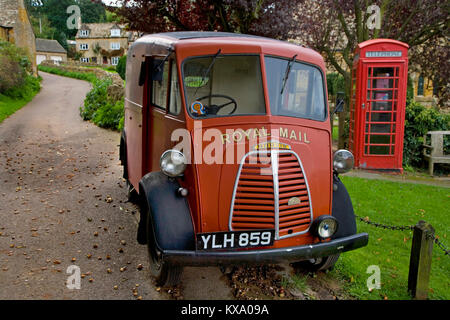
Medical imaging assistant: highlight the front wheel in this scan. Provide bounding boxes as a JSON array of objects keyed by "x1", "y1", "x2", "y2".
[
  {"x1": 146, "y1": 207, "x2": 183, "y2": 286},
  {"x1": 292, "y1": 254, "x2": 340, "y2": 272}
]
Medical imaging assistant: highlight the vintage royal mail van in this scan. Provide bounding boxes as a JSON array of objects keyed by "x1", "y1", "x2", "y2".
[{"x1": 120, "y1": 32, "x2": 368, "y2": 286}]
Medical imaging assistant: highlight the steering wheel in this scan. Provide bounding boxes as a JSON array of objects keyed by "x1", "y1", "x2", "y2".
[{"x1": 196, "y1": 94, "x2": 237, "y2": 115}]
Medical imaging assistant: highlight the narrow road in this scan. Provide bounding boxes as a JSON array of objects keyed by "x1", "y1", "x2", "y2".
[{"x1": 0, "y1": 72, "x2": 233, "y2": 299}]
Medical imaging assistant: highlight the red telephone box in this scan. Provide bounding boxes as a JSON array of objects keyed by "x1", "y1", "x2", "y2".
[{"x1": 349, "y1": 39, "x2": 409, "y2": 173}]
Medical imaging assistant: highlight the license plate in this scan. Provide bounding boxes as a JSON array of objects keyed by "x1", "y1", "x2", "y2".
[{"x1": 196, "y1": 230, "x2": 275, "y2": 251}]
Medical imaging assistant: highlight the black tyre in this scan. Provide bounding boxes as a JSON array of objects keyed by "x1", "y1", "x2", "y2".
[
  {"x1": 146, "y1": 206, "x2": 183, "y2": 286},
  {"x1": 292, "y1": 254, "x2": 340, "y2": 272},
  {"x1": 120, "y1": 134, "x2": 139, "y2": 204}
]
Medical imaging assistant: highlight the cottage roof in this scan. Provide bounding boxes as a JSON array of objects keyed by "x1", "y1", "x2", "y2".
[
  {"x1": 76, "y1": 23, "x2": 127, "y2": 38},
  {"x1": 36, "y1": 38, "x2": 67, "y2": 54}
]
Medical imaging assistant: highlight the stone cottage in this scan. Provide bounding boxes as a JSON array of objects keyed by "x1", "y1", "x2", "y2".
[
  {"x1": 75, "y1": 23, "x2": 136, "y2": 66},
  {"x1": 0, "y1": 0, "x2": 37, "y2": 75},
  {"x1": 36, "y1": 38, "x2": 67, "y2": 65}
]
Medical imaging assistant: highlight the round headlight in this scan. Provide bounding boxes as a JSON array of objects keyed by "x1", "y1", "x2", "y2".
[
  {"x1": 160, "y1": 150, "x2": 187, "y2": 177},
  {"x1": 311, "y1": 216, "x2": 338, "y2": 239},
  {"x1": 333, "y1": 149, "x2": 354, "y2": 174}
]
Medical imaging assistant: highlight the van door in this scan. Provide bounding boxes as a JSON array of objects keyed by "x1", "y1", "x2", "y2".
[{"x1": 145, "y1": 58, "x2": 185, "y2": 174}]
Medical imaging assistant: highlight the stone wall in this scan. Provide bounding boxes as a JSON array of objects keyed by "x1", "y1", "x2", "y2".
[{"x1": 40, "y1": 60, "x2": 124, "y2": 88}]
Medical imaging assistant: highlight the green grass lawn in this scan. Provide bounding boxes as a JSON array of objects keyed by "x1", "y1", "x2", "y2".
[
  {"x1": 0, "y1": 94, "x2": 32, "y2": 123},
  {"x1": 330, "y1": 176, "x2": 450, "y2": 300},
  {"x1": 0, "y1": 76, "x2": 41, "y2": 124},
  {"x1": 38, "y1": 65, "x2": 98, "y2": 83}
]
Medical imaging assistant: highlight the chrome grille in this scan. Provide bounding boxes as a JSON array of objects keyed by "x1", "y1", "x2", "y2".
[{"x1": 229, "y1": 150, "x2": 313, "y2": 240}]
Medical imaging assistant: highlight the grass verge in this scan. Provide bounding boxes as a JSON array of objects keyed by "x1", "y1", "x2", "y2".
[
  {"x1": 329, "y1": 176, "x2": 449, "y2": 300},
  {"x1": 38, "y1": 65, "x2": 97, "y2": 83},
  {"x1": 0, "y1": 75, "x2": 41, "y2": 123}
]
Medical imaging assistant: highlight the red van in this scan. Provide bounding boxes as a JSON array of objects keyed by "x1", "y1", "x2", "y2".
[{"x1": 120, "y1": 32, "x2": 368, "y2": 286}]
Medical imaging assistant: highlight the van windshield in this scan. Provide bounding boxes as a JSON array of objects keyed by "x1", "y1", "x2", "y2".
[
  {"x1": 265, "y1": 56, "x2": 327, "y2": 121},
  {"x1": 182, "y1": 55, "x2": 266, "y2": 118}
]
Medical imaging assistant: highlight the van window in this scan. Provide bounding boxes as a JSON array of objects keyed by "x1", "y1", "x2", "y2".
[
  {"x1": 265, "y1": 56, "x2": 326, "y2": 121},
  {"x1": 169, "y1": 61, "x2": 182, "y2": 115},
  {"x1": 182, "y1": 55, "x2": 266, "y2": 118},
  {"x1": 152, "y1": 60, "x2": 169, "y2": 109}
]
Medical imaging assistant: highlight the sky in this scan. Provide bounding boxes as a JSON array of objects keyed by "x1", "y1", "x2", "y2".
[{"x1": 101, "y1": 0, "x2": 120, "y2": 6}]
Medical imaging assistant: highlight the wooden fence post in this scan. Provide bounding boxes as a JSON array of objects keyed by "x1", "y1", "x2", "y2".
[{"x1": 408, "y1": 220, "x2": 435, "y2": 300}]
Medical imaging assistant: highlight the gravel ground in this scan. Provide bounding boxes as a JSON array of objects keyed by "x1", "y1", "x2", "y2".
[{"x1": 0, "y1": 72, "x2": 348, "y2": 301}]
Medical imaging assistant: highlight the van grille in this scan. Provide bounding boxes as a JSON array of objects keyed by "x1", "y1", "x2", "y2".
[{"x1": 229, "y1": 150, "x2": 313, "y2": 240}]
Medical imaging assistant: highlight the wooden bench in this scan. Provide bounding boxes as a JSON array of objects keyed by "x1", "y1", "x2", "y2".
[{"x1": 423, "y1": 131, "x2": 450, "y2": 175}]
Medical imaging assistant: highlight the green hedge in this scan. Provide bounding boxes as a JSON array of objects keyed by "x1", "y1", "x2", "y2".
[
  {"x1": 116, "y1": 55, "x2": 126, "y2": 80},
  {"x1": 327, "y1": 72, "x2": 346, "y2": 98},
  {"x1": 80, "y1": 78, "x2": 124, "y2": 131},
  {"x1": 38, "y1": 65, "x2": 98, "y2": 83},
  {"x1": 403, "y1": 101, "x2": 449, "y2": 169},
  {"x1": 0, "y1": 41, "x2": 41, "y2": 123}
]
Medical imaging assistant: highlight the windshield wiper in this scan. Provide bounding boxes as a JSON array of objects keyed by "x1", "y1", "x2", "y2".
[
  {"x1": 280, "y1": 54, "x2": 297, "y2": 95},
  {"x1": 193, "y1": 49, "x2": 222, "y2": 98}
]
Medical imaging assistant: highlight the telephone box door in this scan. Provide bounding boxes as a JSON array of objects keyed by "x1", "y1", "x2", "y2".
[{"x1": 358, "y1": 62, "x2": 406, "y2": 170}]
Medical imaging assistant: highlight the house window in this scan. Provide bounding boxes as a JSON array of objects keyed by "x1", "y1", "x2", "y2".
[
  {"x1": 110, "y1": 29, "x2": 121, "y2": 37},
  {"x1": 80, "y1": 57, "x2": 90, "y2": 63},
  {"x1": 111, "y1": 56, "x2": 120, "y2": 65},
  {"x1": 417, "y1": 75, "x2": 424, "y2": 96},
  {"x1": 110, "y1": 42, "x2": 120, "y2": 50},
  {"x1": 79, "y1": 43, "x2": 89, "y2": 50},
  {"x1": 80, "y1": 30, "x2": 89, "y2": 37}
]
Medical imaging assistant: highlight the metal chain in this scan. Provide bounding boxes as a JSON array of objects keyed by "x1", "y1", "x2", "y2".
[
  {"x1": 427, "y1": 233, "x2": 450, "y2": 256},
  {"x1": 355, "y1": 214, "x2": 449, "y2": 256},
  {"x1": 354, "y1": 214, "x2": 414, "y2": 231}
]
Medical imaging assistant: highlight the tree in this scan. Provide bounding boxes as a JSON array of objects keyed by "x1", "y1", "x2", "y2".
[
  {"x1": 109, "y1": 0, "x2": 449, "y2": 147},
  {"x1": 108, "y1": 0, "x2": 301, "y2": 36},
  {"x1": 292, "y1": 0, "x2": 449, "y2": 147},
  {"x1": 29, "y1": 14, "x2": 57, "y2": 40},
  {"x1": 26, "y1": 0, "x2": 107, "y2": 42}
]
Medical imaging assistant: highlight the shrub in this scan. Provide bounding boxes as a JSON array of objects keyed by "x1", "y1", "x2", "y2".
[
  {"x1": 4, "y1": 74, "x2": 41, "y2": 99},
  {"x1": 326, "y1": 72, "x2": 346, "y2": 99},
  {"x1": 81, "y1": 78, "x2": 112, "y2": 120},
  {"x1": 116, "y1": 55, "x2": 126, "y2": 80},
  {"x1": 80, "y1": 77, "x2": 124, "y2": 131},
  {"x1": 403, "y1": 101, "x2": 450, "y2": 168},
  {"x1": 0, "y1": 41, "x2": 31, "y2": 94},
  {"x1": 93, "y1": 99, "x2": 124, "y2": 130}
]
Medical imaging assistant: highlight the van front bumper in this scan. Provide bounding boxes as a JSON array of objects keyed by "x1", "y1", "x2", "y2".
[{"x1": 162, "y1": 233, "x2": 368, "y2": 266}]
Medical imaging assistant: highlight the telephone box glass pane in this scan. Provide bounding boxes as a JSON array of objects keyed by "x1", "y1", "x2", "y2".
[
  {"x1": 370, "y1": 124, "x2": 390, "y2": 133},
  {"x1": 373, "y1": 67, "x2": 394, "y2": 77},
  {"x1": 372, "y1": 90, "x2": 392, "y2": 100},
  {"x1": 370, "y1": 112, "x2": 392, "y2": 122},
  {"x1": 369, "y1": 146, "x2": 390, "y2": 154},
  {"x1": 372, "y1": 79, "x2": 393, "y2": 89},
  {"x1": 370, "y1": 135, "x2": 390, "y2": 144},
  {"x1": 371, "y1": 101, "x2": 392, "y2": 111}
]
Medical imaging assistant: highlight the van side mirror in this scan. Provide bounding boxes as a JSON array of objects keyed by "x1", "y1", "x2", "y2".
[
  {"x1": 335, "y1": 97, "x2": 345, "y2": 113},
  {"x1": 151, "y1": 59, "x2": 164, "y2": 81},
  {"x1": 138, "y1": 59, "x2": 165, "y2": 86},
  {"x1": 331, "y1": 92, "x2": 345, "y2": 117}
]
